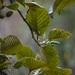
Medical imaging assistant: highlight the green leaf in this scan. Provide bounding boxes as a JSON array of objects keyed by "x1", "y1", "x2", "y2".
[
  {"x1": 7, "y1": 4, "x2": 19, "y2": 10},
  {"x1": 0, "y1": 38, "x2": 5, "y2": 43},
  {"x1": 48, "y1": 28, "x2": 71, "y2": 40},
  {"x1": 26, "y1": 2, "x2": 50, "y2": 35},
  {"x1": 53, "y1": 0, "x2": 63, "y2": 13},
  {"x1": 43, "y1": 67, "x2": 72, "y2": 75},
  {"x1": 16, "y1": 46, "x2": 35, "y2": 60},
  {"x1": 13, "y1": 61, "x2": 22, "y2": 69},
  {"x1": 0, "y1": 62, "x2": 11, "y2": 69},
  {"x1": 41, "y1": 46, "x2": 59, "y2": 68},
  {"x1": 16, "y1": 0, "x2": 25, "y2": 6},
  {"x1": 0, "y1": 35, "x2": 22, "y2": 55},
  {"x1": 19, "y1": 57, "x2": 46, "y2": 71},
  {"x1": 53, "y1": 0, "x2": 75, "y2": 14}
]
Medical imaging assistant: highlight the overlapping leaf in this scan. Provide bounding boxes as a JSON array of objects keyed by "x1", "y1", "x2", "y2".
[
  {"x1": 16, "y1": 46, "x2": 35, "y2": 60},
  {"x1": 43, "y1": 67, "x2": 72, "y2": 75},
  {"x1": 16, "y1": 0, "x2": 25, "y2": 6},
  {"x1": 48, "y1": 28, "x2": 71, "y2": 40},
  {"x1": 15, "y1": 57, "x2": 46, "y2": 71},
  {"x1": 0, "y1": 38, "x2": 4, "y2": 43},
  {"x1": 7, "y1": 4, "x2": 19, "y2": 10},
  {"x1": 41, "y1": 46, "x2": 59, "y2": 68},
  {"x1": 0, "y1": 35, "x2": 22, "y2": 55},
  {"x1": 53, "y1": 0, "x2": 63, "y2": 13},
  {"x1": 14, "y1": 61, "x2": 22, "y2": 69},
  {"x1": 53, "y1": 0, "x2": 75, "y2": 14},
  {"x1": 26, "y1": 2, "x2": 50, "y2": 35}
]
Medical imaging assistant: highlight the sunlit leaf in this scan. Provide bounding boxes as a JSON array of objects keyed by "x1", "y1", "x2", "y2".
[
  {"x1": 48, "y1": 28, "x2": 71, "y2": 40},
  {"x1": 53, "y1": 0, "x2": 75, "y2": 14},
  {"x1": 16, "y1": 46, "x2": 35, "y2": 60},
  {"x1": 26, "y1": 2, "x2": 50, "y2": 35},
  {"x1": 0, "y1": 35, "x2": 22, "y2": 55},
  {"x1": 7, "y1": 4, "x2": 19, "y2": 10},
  {"x1": 16, "y1": 0, "x2": 25, "y2": 6},
  {"x1": 43, "y1": 67, "x2": 72, "y2": 75},
  {"x1": 41, "y1": 46, "x2": 59, "y2": 68},
  {"x1": 19, "y1": 57, "x2": 46, "y2": 71}
]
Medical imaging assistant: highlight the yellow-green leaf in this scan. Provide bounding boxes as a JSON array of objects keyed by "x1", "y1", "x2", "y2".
[
  {"x1": 16, "y1": 0, "x2": 25, "y2": 6},
  {"x1": 16, "y1": 46, "x2": 35, "y2": 60},
  {"x1": 0, "y1": 35, "x2": 22, "y2": 55},
  {"x1": 48, "y1": 28, "x2": 71, "y2": 40},
  {"x1": 53, "y1": 0, "x2": 75, "y2": 14},
  {"x1": 58, "y1": 0, "x2": 75, "y2": 14},
  {"x1": 53, "y1": 0, "x2": 63, "y2": 13},
  {"x1": 19, "y1": 57, "x2": 46, "y2": 71},
  {"x1": 7, "y1": 4, "x2": 19, "y2": 10},
  {"x1": 41, "y1": 46, "x2": 59, "y2": 68},
  {"x1": 43, "y1": 67, "x2": 72, "y2": 75},
  {"x1": 0, "y1": 38, "x2": 5, "y2": 43},
  {"x1": 26, "y1": 2, "x2": 50, "y2": 35},
  {"x1": 13, "y1": 61, "x2": 22, "y2": 69}
]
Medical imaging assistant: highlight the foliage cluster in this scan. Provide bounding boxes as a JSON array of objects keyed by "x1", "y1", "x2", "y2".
[{"x1": 0, "y1": 0, "x2": 75, "y2": 75}]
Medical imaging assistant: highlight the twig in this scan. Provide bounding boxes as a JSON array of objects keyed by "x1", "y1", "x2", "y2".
[{"x1": 17, "y1": 9, "x2": 41, "y2": 47}]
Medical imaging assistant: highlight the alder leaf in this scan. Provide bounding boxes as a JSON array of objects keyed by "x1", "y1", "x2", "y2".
[
  {"x1": 48, "y1": 28, "x2": 71, "y2": 40},
  {"x1": 14, "y1": 57, "x2": 46, "y2": 71},
  {"x1": 7, "y1": 4, "x2": 19, "y2": 10},
  {"x1": 26, "y1": 2, "x2": 50, "y2": 35},
  {"x1": 43, "y1": 67, "x2": 72, "y2": 75},
  {"x1": 16, "y1": 46, "x2": 35, "y2": 60},
  {"x1": 41, "y1": 46, "x2": 59, "y2": 68},
  {"x1": 0, "y1": 35, "x2": 22, "y2": 55},
  {"x1": 53, "y1": 0, "x2": 63, "y2": 13},
  {"x1": 13, "y1": 61, "x2": 22, "y2": 69},
  {"x1": 53, "y1": 0, "x2": 75, "y2": 14},
  {"x1": 16, "y1": 0, "x2": 25, "y2": 6},
  {"x1": 0, "y1": 0, "x2": 3, "y2": 7},
  {"x1": 0, "y1": 38, "x2": 5, "y2": 43}
]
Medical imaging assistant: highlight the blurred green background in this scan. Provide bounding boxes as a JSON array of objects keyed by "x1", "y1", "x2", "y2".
[{"x1": 0, "y1": 0, "x2": 75, "y2": 75}]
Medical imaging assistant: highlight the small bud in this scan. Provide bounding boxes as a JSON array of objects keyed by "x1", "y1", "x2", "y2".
[{"x1": 35, "y1": 53, "x2": 41, "y2": 60}]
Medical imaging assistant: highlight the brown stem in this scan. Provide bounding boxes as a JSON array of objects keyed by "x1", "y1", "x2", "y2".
[{"x1": 17, "y1": 9, "x2": 41, "y2": 47}]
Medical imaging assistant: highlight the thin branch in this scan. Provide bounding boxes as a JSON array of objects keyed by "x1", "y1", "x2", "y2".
[{"x1": 17, "y1": 9, "x2": 41, "y2": 47}]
